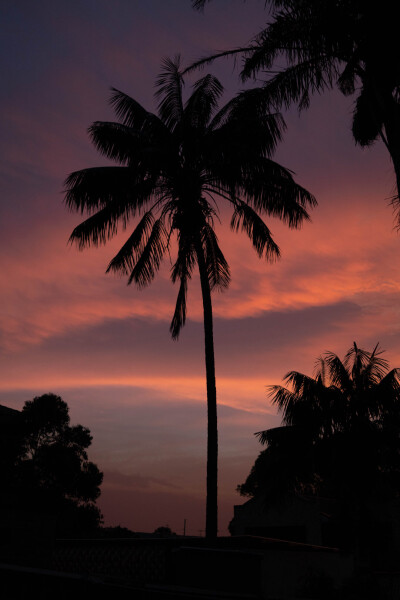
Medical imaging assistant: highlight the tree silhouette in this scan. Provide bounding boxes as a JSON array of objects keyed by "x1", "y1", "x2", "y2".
[
  {"x1": 64, "y1": 57, "x2": 315, "y2": 538},
  {"x1": 192, "y1": 1, "x2": 400, "y2": 215},
  {"x1": 153, "y1": 526, "x2": 176, "y2": 537},
  {"x1": 2, "y1": 394, "x2": 103, "y2": 536},
  {"x1": 239, "y1": 343, "x2": 400, "y2": 505}
]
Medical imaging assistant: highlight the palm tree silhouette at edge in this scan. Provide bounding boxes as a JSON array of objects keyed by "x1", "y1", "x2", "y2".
[
  {"x1": 191, "y1": 1, "x2": 400, "y2": 217},
  {"x1": 243, "y1": 342, "x2": 400, "y2": 505},
  {"x1": 64, "y1": 56, "x2": 316, "y2": 538}
]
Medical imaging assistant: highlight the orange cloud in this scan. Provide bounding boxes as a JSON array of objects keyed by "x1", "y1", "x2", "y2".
[{"x1": 3, "y1": 188, "x2": 399, "y2": 353}]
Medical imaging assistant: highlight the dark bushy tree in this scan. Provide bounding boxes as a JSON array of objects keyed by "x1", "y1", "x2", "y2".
[
  {"x1": 153, "y1": 526, "x2": 176, "y2": 537},
  {"x1": 64, "y1": 57, "x2": 315, "y2": 537},
  {"x1": 6, "y1": 394, "x2": 103, "y2": 536}
]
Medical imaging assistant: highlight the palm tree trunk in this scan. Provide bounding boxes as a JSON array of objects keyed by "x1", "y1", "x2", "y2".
[{"x1": 195, "y1": 240, "x2": 218, "y2": 539}]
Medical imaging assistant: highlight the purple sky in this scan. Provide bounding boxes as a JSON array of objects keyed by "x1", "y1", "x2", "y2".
[{"x1": 1, "y1": 0, "x2": 399, "y2": 535}]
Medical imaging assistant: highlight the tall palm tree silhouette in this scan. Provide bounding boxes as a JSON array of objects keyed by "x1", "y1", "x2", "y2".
[
  {"x1": 64, "y1": 56, "x2": 315, "y2": 538},
  {"x1": 192, "y1": 1, "x2": 400, "y2": 215}
]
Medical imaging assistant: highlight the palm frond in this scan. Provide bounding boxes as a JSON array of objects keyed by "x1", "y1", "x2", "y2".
[
  {"x1": 231, "y1": 201, "x2": 280, "y2": 261},
  {"x1": 324, "y1": 351, "x2": 352, "y2": 393},
  {"x1": 88, "y1": 122, "x2": 138, "y2": 165},
  {"x1": 170, "y1": 277, "x2": 188, "y2": 340},
  {"x1": 259, "y1": 57, "x2": 339, "y2": 111},
  {"x1": 374, "y1": 368, "x2": 400, "y2": 412},
  {"x1": 128, "y1": 218, "x2": 168, "y2": 287},
  {"x1": 348, "y1": 342, "x2": 389, "y2": 386},
  {"x1": 201, "y1": 224, "x2": 230, "y2": 290},
  {"x1": 65, "y1": 167, "x2": 131, "y2": 213},
  {"x1": 240, "y1": 7, "x2": 313, "y2": 81},
  {"x1": 191, "y1": 0, "x2": 210, "y2": 10},
  {"x1": 109, "y1": 88, "x2": 149, "y2": 128},
  {"x1": 68, "y1": 204, "x2": 128, "y2": 249},
  {"x1": 267, "y1": 384, "x2": 300, "y2": 422},
  {"x1": 184, "y1": 74, "x2": 224, "y2": 129},
  {"x1": 111, "y1": 88, "x2": 170, "y2": 145},
  {"x1": 64, "y1": 167, "x2": 155, "y2": 215},
  {"x1": 210, "y1": 89, "x2": 286, "y2": 154},
  {"x1": 254, "y1": 429, "x2": 270, "y2": 446},
  {"x1": 169, "y1": 234, "x2": 197, "y2": 338},
  {"x1": 254, "y1": 427, "x2": 286, "y2": 446},
  {"x1": 270, "y1": 372, "x2": 333, "y2": 437},
  {"x1": 170, "y1": 233, "x2": 196, "y2": 284},
  {"x1": 89, "y1": 119, "x2": 172, "y2": 173},
  {"x1": 155, "y1": 56, "x2": 184, "y2": 130},
  {"x1": 241, "y1": 35, "x2": 279, "y2": 82},
  {"x1": 241, "y1": 0, "x2": 347, "y2": 83},
  {"x1": 238, "y1": 158, "x2": 316, "y2": 227},
  {"x1": 314, "y1": 356, "x2": 326, "y2": 386},
  {"x1": 255, "y1": 424, "x2": 300, "y2": 448},
  {"x1": 283, "y1": 371, "x2": 321, "y2": 397},
  {"x1": 106, "y1": 211, "x2": 155, "y2": 275},
  {"x1": 182, "y1": 46, "x2": 254, "y2": 76},
  {"x1": 368, "y1": 342, "x2": 389, "y2": 374}
]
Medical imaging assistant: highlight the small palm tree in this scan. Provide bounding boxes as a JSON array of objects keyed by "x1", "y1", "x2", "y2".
[
  {"x1": 64, "y1": 56, "x2": 315, "y2": 538},
  {"x1": 265, "y1": 342, "x2": 399, "y2": 439},
  {"x1": 247, "y1": 343, "x2": 400, "y2": 502},
  {"x1": 192, "y1": 1, "x2": 400, "y2": 215}
]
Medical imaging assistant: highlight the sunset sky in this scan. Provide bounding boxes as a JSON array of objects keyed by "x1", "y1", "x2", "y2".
[{"x1": 1, "y1": 0, "x2": 399, "y2": 536}]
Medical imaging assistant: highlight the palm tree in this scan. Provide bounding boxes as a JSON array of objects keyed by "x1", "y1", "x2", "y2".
[
  {"x1": 248, "y1": 342, "x2": 400, "y2": 502},
  {"x1": 64, "y1": 56, "x2": 315, "y2": 538},
  {"x1": 237, "y1": 343, "x2": 400, "y2": 563},
  {"x1": 192, "y1": 1, "x2": 400, "y2": 217},
  {"x1": 266, "y1": 342, "x2": 399, "y2": 437}
]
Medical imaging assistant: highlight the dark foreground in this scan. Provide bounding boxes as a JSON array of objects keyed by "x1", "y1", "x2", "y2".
[{"x1": 2, "y1": 534, "x2": 400, "y2": 599}]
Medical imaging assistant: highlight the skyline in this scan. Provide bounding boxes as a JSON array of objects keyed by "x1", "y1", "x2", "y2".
[{"x1": 1, "y1": 0, "x2": 399, "y2": 535}]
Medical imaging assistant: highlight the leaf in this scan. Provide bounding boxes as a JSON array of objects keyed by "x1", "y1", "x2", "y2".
[
  {"x1": 64, "y1": 167, "x2": 139, "y2": 214},
  {"x1": 155, "y1": 56, "x2": 184, "y2": 130},
  {"x1": 169, "y1": 234, "x2": 197, "y2": 339},
  {"x1": 184, "y1": 74, "x2": 224, "y2": 129},
  {"x1": 88, "y1": 122, "x2": 138, "y2": 164},
  {"x1": 231, "y1": 201, "x2": 280, "y2": 261},
  {"x1": 106, "y1": 211, "x2": 155, "y2": 275},
  {"x1": 109, "y1": 88, "x2": 149, "y2": 128},
  {"x1": 69, "y1": 205, "x2": 124, "y2": 249},
  {"x1": 170, "y1": 277, "x2": 188, "y2": 340},
  {"x1": 201, "y1": 224, "x2": 230, "y2": 290},
  {"x1": 128, "y1": 218, "x2": 168, "y2": 287}
]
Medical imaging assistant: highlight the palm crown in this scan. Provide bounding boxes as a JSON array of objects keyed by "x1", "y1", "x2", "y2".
[
  {"x1": 64, "y1": 56, "x2": 315, "y2": 537},
  {"x1": 65, "y1": 56, "x2": 314, "y2": 333},
  {"x1": 263, "y1": 342, "x2": 400, "y2": 441}
]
